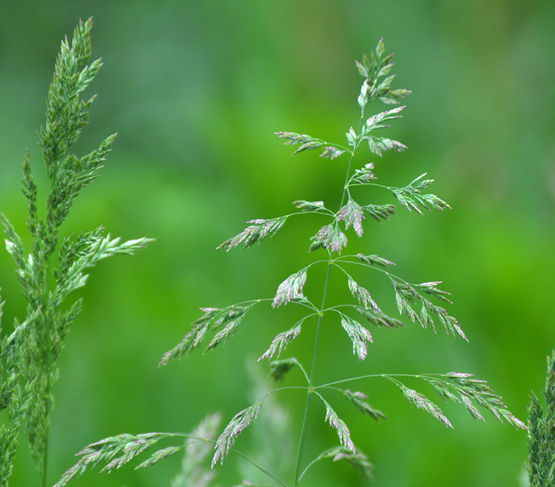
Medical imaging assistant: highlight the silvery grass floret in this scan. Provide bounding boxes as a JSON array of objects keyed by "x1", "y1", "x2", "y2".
[
  {"x1": 0, "y1": 18, "x2": 152, "y2": 487},
  {"x1": 56, "y1": 38, "x2": 526, "y2": 487}
]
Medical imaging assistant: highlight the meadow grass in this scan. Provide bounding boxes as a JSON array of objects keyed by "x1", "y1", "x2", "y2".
[{"x1": 50, "y1": 28, "x2": 526, "y2": 487}]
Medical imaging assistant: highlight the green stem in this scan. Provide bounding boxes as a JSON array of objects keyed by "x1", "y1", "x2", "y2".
[
  {"x1": 352, "y1": 182, "x2": 391, "y2": 190},
  {"x1": 308, "y1": 263, "x2": 332, "y2": 385},
  {"x1": 339, "y1": 152, "x2": 356, "y2": 210},
  {"x1": 297, "y1": 447, "x2": 337, "y2": 481},
  {"x1": 334, "y1": 256, "x2": 423, "y2": 290},
  {"x1": 41, "y1": 443, "x2": 48, "y2": 487},
  {"x1": 340, "y1": 106, "x2": 366, "y2": 209},
  {"x1": 170, "y1": 433, "x2": 292, "y2": 487},
  {"x1": 291, "y1": 358, "x2": 310, "y2": 384},
  {"x1": 293, "y1": 105, "x2": 366, "y2": 486},
  {"x1": 39, "y1": 248, "x2": 52, "y2": 487},
  {"x1": 315, "y1": 373, "x2": 435, "y2": 389},
  {"x1": 231, "y1": 448, "x2": 291, "y2": 487},
  {"x1": 294, "y1": 259, "x2": 332, "y2": 486}
]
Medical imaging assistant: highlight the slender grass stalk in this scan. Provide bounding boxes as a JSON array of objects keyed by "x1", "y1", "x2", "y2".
[
  {"x1": 294, "y1": 259, "x2": 332, "y2": 486},
  {"x1": 294, "y1": 115, "x2": 366, "y2": 484}
]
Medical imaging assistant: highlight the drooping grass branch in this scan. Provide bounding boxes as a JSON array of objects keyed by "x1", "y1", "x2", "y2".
[{"x1": 0, "y1": 18, "x2": 152, "y2": 487}]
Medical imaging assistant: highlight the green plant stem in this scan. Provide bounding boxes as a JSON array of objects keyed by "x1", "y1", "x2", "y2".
[
  {"x1": 172, "y1": 433, "x2": 292, "y2": 487},
  {"x1": 39, "y1": 256, "x2": 52, "y2": 487},
  {"x1": 294, "y1": 260, "x2": 332, "y2": 486},
  {"x1": 290, "y1": 358, "x2": 310, "y2": 383},
  {"x1": 297, "y1": 447, "x2": 336, "y2": 482},
  {"x1": 294, "y1": 109, "x2": 365, "y2": 485},
  {"x1": 40, "y1": 443, "x2": 48, "y2": 487},
  {"x1": 339, "y1": 105, "x2": 366, "y2": 207},
  {"x1": 354, "y1": 182, "x2": 391, "y2": 190},
  {"x1": 339, "y1": 152, "x2": 356, "y2": 210},
  {"x1": 231, "y1": 447, "x2": 291, "y2": 487},
  {"x1": 333, "y1": 257, "x2": 428, "y2": 290},
  {"x1": 316, "y1": 373, "x2": 439, "y2": 389}
]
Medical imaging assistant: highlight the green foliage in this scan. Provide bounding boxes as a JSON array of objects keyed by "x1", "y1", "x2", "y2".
[
  {"x1": 528, "y1": 351, "x2": 555, "y2": 486},
  {"x1": 0, "y1": 18, "x2": 151, "y2": 487},
  {"x1": 55, "y1": 37, "x2": 526, "y2": 486}
]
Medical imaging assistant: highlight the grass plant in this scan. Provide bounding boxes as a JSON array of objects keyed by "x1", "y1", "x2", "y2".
[
  {"x1": 53, "y1": 33, "x2": 526, "y2": 486},
  {"x1": 0, "y1": 18, "x2": 152, "y2": 487},
  {"x1": 527, "y1": 350, "x2": 555, "y2": 486}
]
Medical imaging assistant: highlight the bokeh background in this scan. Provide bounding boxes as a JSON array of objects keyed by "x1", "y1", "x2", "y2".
[{"x1": 1, "y1": 1, "x2": 554, "y2": 486}]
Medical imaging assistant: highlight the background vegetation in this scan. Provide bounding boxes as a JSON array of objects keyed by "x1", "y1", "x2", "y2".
[{"x1": 0, "y1": 1, "x2": 554, "y2": 486}]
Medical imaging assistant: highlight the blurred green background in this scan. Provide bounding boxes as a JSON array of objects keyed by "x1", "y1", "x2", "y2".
[{"x1": 1, "y1": 0, "x2": 554, "y2": 486}]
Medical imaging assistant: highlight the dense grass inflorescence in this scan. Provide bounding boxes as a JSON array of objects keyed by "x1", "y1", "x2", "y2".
[
  {"x1": 51, "y1": 34, "x2": 527, "y2": 487},
  {"x1": 0, "y1": 18, "x2": 152, "y2": 487}
]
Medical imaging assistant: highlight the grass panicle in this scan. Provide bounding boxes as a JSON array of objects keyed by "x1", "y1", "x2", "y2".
[
  {"x1": 54, "y1": 37, "x2": 526, "y2": 487},
  {"x1": 0, "y1": 18, "x2": 152, "y2": 487}
]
